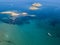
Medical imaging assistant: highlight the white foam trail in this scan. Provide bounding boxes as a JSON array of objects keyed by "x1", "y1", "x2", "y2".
[
  {"x1": 29, "y1": 6, "x2": 39, "y2": 10},
  {"x1": 32, "y1": 3, "x2": 42, "y2": 7},
  {"x1": 21, "y1": 12, "x2": 28, "y2": 15},
  {"x1": 0, "y1": 11, "x2": 20, "y2": 17}
]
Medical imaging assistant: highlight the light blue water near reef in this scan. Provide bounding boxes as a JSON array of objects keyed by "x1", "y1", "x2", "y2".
[{"x1": 0, "y1": 0, "x2": 60, "y2": 45}]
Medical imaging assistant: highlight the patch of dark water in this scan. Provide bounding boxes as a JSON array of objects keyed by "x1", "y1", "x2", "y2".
[{"x1": 0, "y1": 16, "x2": 33, "y2": 25}]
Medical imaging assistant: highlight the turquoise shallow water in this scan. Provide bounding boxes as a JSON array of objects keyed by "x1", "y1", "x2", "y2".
[{"x1": 0, "y1": 20, "x2": 60, "y2": 45}]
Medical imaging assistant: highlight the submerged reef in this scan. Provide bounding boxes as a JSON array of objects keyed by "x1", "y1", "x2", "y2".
[{"x1": 0, "y1": 16, "x2": 31, "y2": 25}]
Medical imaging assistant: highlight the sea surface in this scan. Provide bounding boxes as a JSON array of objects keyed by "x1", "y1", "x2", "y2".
[{"x1": 0, "y1": 0, "x2": 60, "y2": 45}]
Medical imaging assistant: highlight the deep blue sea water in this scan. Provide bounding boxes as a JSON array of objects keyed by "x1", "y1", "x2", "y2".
[{"x1": 0, "y1": 0, "x2": 60, "y2": 45}]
